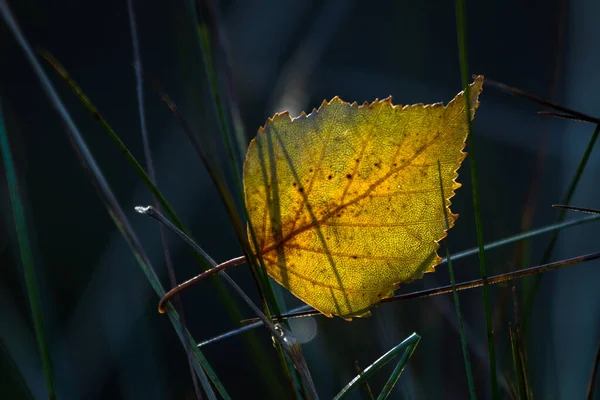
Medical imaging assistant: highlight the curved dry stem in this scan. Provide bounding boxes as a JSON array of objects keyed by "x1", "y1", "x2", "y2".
[{"x1": 158, "y1": 256, "x2": 247, "y2": 313}]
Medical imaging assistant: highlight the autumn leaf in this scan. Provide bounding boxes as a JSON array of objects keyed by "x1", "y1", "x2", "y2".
[{"x1": 243, "y1": 76, "x2": 484, "y2": 318}]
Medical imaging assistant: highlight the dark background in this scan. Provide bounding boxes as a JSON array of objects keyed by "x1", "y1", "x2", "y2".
[{"x1": 1, "y1": 0, "x2": 600, "y2": 399}]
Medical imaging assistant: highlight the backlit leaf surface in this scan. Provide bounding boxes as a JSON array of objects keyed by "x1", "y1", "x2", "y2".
[{"x1": 243, "y1": 76, "x2": 483, "y2": 318}]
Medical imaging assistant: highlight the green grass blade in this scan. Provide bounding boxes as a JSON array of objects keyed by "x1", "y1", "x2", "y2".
[
  {"x1": 40, "y1": 48, "x2": 245, "y2": 341},
  {"x1": 333, "y1": 333, "x2": 421, "y2": 400},
  {"x1": 354, "y1": 361, "x2": 376, "y2": 400},
  {"x1": 438, "y1": 161, "x2": 476, "y2": 399},
  {"x1": 188, "y1": 1, "x2": 306, "y2": 394},
  {"x1": 189, "y1": 0, "x2": 278, "y2": 303},
  {"x1": 454, "y1": 0, "x2": 498, "y2": 397},
  {"x1": 0, "y1": 339, "x2": 35, "y2": 400},
  {"x1": 139, "y1": 206, "x2": 318, "y2": 399},
  {"x1": 375, "y1": 337, "x2": 420, "y2": 400},
  {"x1": 125, "y1": 1, "x2": 201, "y2": 397},
  {"x1": 41, "y1": 51, "x2": 247, "y2": 320},
  {"x1": 0, "y1": 5, "x2": 227, "y2": 398},
  {"x1": 545, "y1": 123, "x2": 600, "y2": 234},
  {"x1": 39, "y1": 52, "x2": 182, "y2": 236},
  {"x1": 0, "y1": 101, "x2": 56, "y2": 400},
  {"x1": 184, "y1": 17, "x2": 309, "y2": 398},
  {"x1": 189, "y1": 0, "x2": 286, "y2": 322},
  {"x1": 524, "y1": 123, "x2": 600, "y2": 318},
  {"x1": 185, "y1": 2, "x2": 289, "y2": 354},
  {"x1": 516, "y1": 327, "x2": 532, "y2": 399},
  {"x1": 42, "y1": 50, "x2": 290, "y2": 399}
]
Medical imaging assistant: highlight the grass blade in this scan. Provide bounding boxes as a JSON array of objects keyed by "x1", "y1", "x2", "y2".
[
  {"x1": 39, "y1": 51, "x2": 253, "y2": 326},
  {"x1": 375, "y1": 337, "x2": 420, "y2": 400},
  {"x1": 41, "y1": 49, "x2": 291, "y2": 398},
  {"x1": 511, "y1": 286, "x2": 532, "y2": 399},
  {"x1": 188, "y1": 0, "x2": 287, "y2": 324},
  {"x1": 542, "y1": 123, "x2": 600, "y2": 262},
  {"x1": 188, "y1": 0, "x2": 283, "y2": 314},
  {"x1": 0, "y1": 4, "x2": 226, "y2": 398},
  {"x1": 454, "y1": 0, "x2": 498, "y2": 397},
  {"x1": 38, "y1": 52, "x2": 181, "y2": 236},
  {"x1": 509, "y1": 324, "x2": 523, "y2": 400},
  {"x1": 137, "y1": 206, "x2": 319, "y2": 399},
  {"x1": 585, "y1": 344, "x2": 600, "y2": 400},
  {"x1": 438, "y1": 161, "x2": 476, "y2": 398},
  {"x1": 125, "y1": 1, "x2": 201, "y2": 397},
  {"x1": 354, "y1": 361, "x2": 376, "y2": 400},
  {"x1": 524, "y1": 123, "x2": 600, "y2": 319},
  {"x1": 0, "y1": 101, "x2": 56, "y2": 399},
  {"x1": 333, "y1": 333, "x2": 420, "y2": 400},
  {"x1": 0, "y1": 339, "x2": 35, "y2": 400},
  {"x1": 188, "y1": 1, "x2": 308, "y2": 395},
  {"x1": 184, "y1": 1, "x2": 292, "y2": 346},
  {"x1": 586, "y1": 341, "x2": 600, "y2": 400}
]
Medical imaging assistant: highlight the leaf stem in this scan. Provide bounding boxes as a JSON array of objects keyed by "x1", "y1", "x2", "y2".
[
  {"x1": 438, "y1": 161, "x2": 476, "y2": 399},
  {"x1": 454, "y1": 0, "x2": 497, "y2": 396}
]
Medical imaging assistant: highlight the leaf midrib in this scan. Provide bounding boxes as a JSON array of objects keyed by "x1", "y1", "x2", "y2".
[{"x1": 259, "y1": 108, "x2": 464, "y2": 256}]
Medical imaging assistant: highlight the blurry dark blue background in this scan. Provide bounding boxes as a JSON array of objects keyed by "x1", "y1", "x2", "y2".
[{"x1": 1, "y1": 0, "x2": 599, "y2": 399}]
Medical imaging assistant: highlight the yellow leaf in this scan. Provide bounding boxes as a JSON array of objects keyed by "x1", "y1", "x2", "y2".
[{"x1": 243, "y1": 76, "x2": 484, "y2": 318}]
